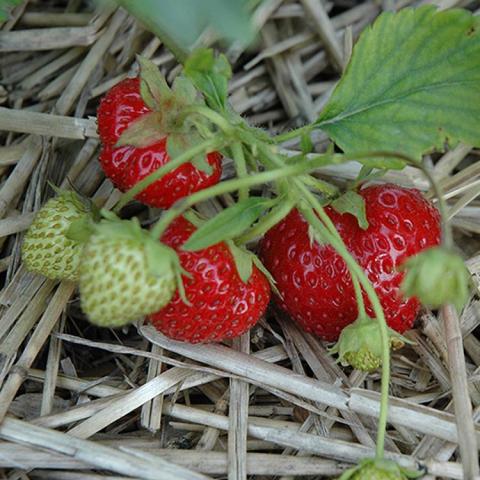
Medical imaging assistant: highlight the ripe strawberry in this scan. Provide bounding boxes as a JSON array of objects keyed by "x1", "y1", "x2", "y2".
[
  {"x1": 260, "y1": 184, "x2": 441, "y2": 341},
  {"x1": 149, "y1": 217, "x2": 271, "y2": 343},
  {"x1": 97, "y1": 77, "x2": 222, "y2": 209},
  {"x1": 79, "y1": 218, "x2": 179, "y2": 327},
  {"x1": 22, "y1": 191, "x2": 94, "y2": 281}
]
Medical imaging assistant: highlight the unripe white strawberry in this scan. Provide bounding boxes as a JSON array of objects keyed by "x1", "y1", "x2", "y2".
[
  {"x1": 79, "y1": 217, "x2": 180, "y2": 327},
  {"x1": 22, "y1": 191, "x2": 94, "y2": 281}
]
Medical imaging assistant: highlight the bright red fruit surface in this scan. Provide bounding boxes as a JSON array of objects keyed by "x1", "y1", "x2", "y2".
[
  {"x1": 149, "y1": 217, "x2": 271, "y2": 343},
  {"x1": 97, "y1": 77, "x2": 222, "y2": 209},
  {"x1": 260, "y1": 184, "x2": 441, "y2": 341}
]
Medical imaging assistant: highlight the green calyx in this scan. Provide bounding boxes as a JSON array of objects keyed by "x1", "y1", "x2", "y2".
[
  {"x1": 184, "y1": 48, "x2": 232, "y2": 112},
  {"x1": 338, "y1": 458, "x2": 423, "y2": 479},
  {"x1": 330, "y1": 316, "x2": 407, "y2": 372},
  {"x1": 93, "y1": 212, "x2": 190, "y2": 305},
  {"x1": 400, "y1": 246, "x2": 470, "y2": 313},
  {"x1": 116, "y1": 56, "x2": 214, "y2": 173},
  {"x1": 49, "y1": 185, "x2": 99, "y2": 217}
]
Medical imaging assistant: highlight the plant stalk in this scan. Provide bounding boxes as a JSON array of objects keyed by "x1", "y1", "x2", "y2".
[
  {"x1": 149, "y1": 155, "x2": 340, "y2": 239},
  {"x1": 274, "y1": 125, "x2": 312, "y2": 144},
  {"x1": 297, "y1": 186, "x2": 390, "y2": 460},
  {"x1": 231, "y1": 142, "x2": 248, "y2": 201},
  {"x1": 114, "y1": 138, "x2": 223, "y2": 212}
]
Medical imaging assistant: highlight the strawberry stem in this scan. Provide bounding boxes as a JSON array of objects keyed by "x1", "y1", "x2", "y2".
[
  {"x1": 295, "y1": 183, "x2": 390, "y2": 461},
  {"x1": 182, "y1": 105, "x2": 235, "y2": 135},
  {"x1": 231, "y1": 142, "x2": 249, "y2": 201},
  {"x1": 236, "y1": 198, "x2": 296, "y2": 244},
  {"x1": 351, "y1": 275, "x2": 367, "y2": 319},
  {"x1": 273, "y1": 125, "x2": 313, "y2": 144},
  {"x1": 149, "y1": 154, "x2": 341, "y2": 239},
  {"x1": 114, "y1": 138, "x2": 223, "y2": 213}
]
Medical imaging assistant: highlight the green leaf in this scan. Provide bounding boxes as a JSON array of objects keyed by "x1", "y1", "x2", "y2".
[
  {"x1": 316, "y1": 6, "x2": 480, "y2": 167},
  {"x1": 172, "y1": 76, "x2": 198, "y2": 105},
  {"x1": 185, "y1": 48, "x2": 232, "y2": 111},
  {"x1": 183, "y1": 197, "x2": 277, "y2": 251},
  {"x1": 144, "y1": 237, "x2": 175, "y2": 279},
  {"x1": 251, "y1": 254, "x2": 281, "y2": 298},
  {"x1": 65, "y1": 216, "x2": 95, "y2": 244},
  {"x1": 0, "y1": 0, "x2": 21, "y2": 21},
  {"x1": 137, "y1": 55, "x2": 172, "y2": 110},
  {"x1": 183, "y1": 209, "x2": 206, "y2": 227},
  {"x1": 227, "y1": 241, "x2": 253, "y2": 283},
  {"x1": 331, "y1": 191, "x2": 369, "y2": 230},
  {"x1": 117, "y1": 0, "x2": 255, "y2": 54},
  {"x1": 115, "y1": 112, "x2": 166, "y2": 148}
]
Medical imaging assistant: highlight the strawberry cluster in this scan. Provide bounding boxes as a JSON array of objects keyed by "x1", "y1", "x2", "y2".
[
  {"x1": 21, "y1": 53, "x2": 466, "y2": 360},
  {"x1": 18, "y1": 10, "x2": 477, "y2": 479}
]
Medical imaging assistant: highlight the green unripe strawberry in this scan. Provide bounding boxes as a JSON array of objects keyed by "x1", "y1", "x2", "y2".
[
  {"x1": 338, "y1": 459, "x2": 422, "y2": 480},
  {"x1": 79, "y1": 216, "x2": 181, "y2": 327},
  {"x1": 22, "y1": 191, "x2": 94, "y2": 281},
  {"x1": 331, "y1": 316, "x2": 406, "y2": 372}
]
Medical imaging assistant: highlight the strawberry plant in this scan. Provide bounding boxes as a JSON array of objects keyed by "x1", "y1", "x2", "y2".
[{"x1": 21, "y1": 3, "x2": 480, "y2": 478}]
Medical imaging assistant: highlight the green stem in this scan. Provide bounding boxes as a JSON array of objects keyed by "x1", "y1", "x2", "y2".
[
  {"x1": 149, "y1": 155, "x2": 337, "y2": 239},
  {"x1": 231, "y1": 142, "x2": 248, "y2": 201},
  {"x1": 273, "y1": 125, "x2": 312, "y2": 144},
  {"x1": 296, "y1": 183, "x2": 390, "y2": 460},
  {"x1": 301, "y1": 174, "x2": 340, "y2": 198},
  {"x1": 418, "y1": 163, "x2": 452, "y2": 248},
  {"x1": 114, "y1": 138, "x2": 222, "y2": 213},
  {"x1": 237, "y1": 198, "x2": 296, "y2": 244},
  {"x1": 352, "y1": 275, "x2": 367, "y2": 318},
  {"x1": 181, "y1": 105, "x2": 235, "y2": 135}
]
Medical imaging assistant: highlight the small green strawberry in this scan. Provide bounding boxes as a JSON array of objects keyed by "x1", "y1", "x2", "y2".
[
  {"x1": 79, "y1": 215, "x2": 183, "y2": 327},
  {"x1": 331, "y1": 316, "x2": 407, "y2": 372},
  {"x1": 338, "y1": 459, "x2": 423, "y2": 480},
  {"x1": 22, "y1": 190, "x2": 95, "y2": 281}
]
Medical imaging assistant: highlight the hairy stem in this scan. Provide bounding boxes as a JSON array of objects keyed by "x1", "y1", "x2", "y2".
[
  {"x1": 297, "y1": 185, "x2": 390, "y2": 460},
  {"x1": 181, "y1": 105, "x2": 235, "y2": 135},
  {"x1": 237, "y1": 198, "x2": 296, "y2": 244},
  {"x1": 352, "y1": 275, "x2": 367, "y2": 318},
  {"x1": 231, "y1": 142, "x2": 249, "y2": 201},
  {"x1": 273, "y1": 125, "x2": 312, "y2": 144},
  {"x1": 149, "y1": 155, "x2": 337, "y2": 239}
]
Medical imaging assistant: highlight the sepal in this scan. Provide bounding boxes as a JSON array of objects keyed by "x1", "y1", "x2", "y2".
[
  {"x1": 400, "y1": 246, "x2": 470, "y2": 313},
  {"x1": 330, "y1": 316, "x2": 408, "y2": 372}
]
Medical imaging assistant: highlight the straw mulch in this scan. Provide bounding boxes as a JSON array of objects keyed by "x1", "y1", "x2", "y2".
[{"x1": 0, "y1": 0, "x2": 479, "y2": 479}]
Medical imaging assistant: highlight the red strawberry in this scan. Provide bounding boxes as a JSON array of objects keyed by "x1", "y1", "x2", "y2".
[
  {"x1": 149, "y1": 217, "x2": 271, "y2": 343},
  {"x1": 260, "y1": 184, "x2": 441, "y2": 341},
  {"x1": 97, "y1": 77, "x2": 222, "y2": 209}
]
